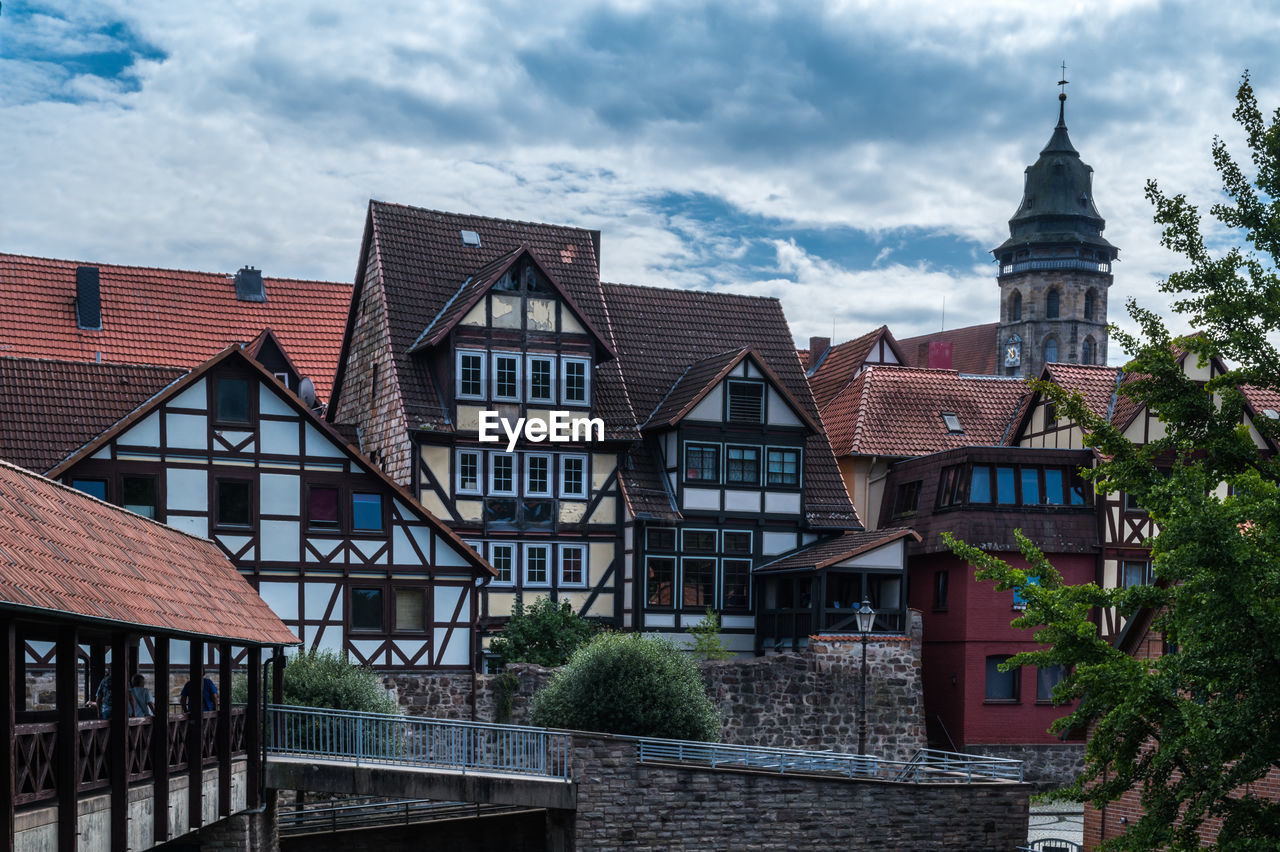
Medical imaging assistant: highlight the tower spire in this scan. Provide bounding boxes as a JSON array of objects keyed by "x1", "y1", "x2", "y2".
[{"x1": 1057, "y1": 61, "x2": 1069, "y2": 127}]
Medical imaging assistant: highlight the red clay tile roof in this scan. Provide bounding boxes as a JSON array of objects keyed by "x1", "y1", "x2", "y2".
[
  {"x1": 821, "y1": 365, "x2": 1028, "y2": 458},
  {"x1": 0, "y1": 253, "x2": 351, "y2": 401},
  {"x1": 0, "y1": 460, "x2": 298, "y2": 645},
  {"x1": 0, "y1": 357, "x2": 185, "y2": 474},
  {"x1": 806, "y1": 325, "x2": 903, "y2": 409},
  {"x1": 898, "y1": 322, "x2": 1000, "y2": 375},
  {"x1": 755, "y1": 529, "x2": 920, "y2": 573},
  {"x1": 1044, "y1": 363, "x2": 1123, "y2": 421}
]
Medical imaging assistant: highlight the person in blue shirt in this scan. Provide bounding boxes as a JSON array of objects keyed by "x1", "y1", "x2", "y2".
[{"x1": 180, "y1": 676, "x2": 219, "y2": 714}]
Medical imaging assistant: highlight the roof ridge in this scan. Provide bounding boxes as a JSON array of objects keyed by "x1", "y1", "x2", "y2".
[
  {"x1": 600, "y1": 279, "x2": 784, "y2": 304},
  {"x1": 0, "y1": 252, "x2": 347, "y2": 287},
  {"x1": 368, "y1": 200, "x2": 598, "y2": 237},
  {"x1": 0, "y1": 354, "x2": 186, "y2": 371}
]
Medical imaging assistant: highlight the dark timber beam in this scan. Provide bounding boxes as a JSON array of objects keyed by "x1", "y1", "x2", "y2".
[
  {"x1": 56, "y1": 626, "x2": 79, "y2": 852},
  {"x1": 217, "y1": 642, "x2": 232, "y2": 817},
  {"x1": 109, "y1": 633, "x2": 128, "y2": 852},
  {"x1": 152, "y1": 636, "x2": 170, "y2": 844},
  {"x1": 188, "y1": 639, "x2": 204, "y2": 830},
  {"x1": 3, "y1": 619, "x2": 15, "y2": 852},
  {"x1": 246, "y1": 646, "x2": 262, "y2": 810}
]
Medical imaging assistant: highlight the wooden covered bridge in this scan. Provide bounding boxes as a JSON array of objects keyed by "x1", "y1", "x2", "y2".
[{"x1": 0, "y1": 460, "x2": 297, "y2": 852}]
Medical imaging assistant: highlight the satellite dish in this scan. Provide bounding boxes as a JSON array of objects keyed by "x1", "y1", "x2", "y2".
[{"x1": 298, "y1": 377, "x2": 317, "y2": 409}]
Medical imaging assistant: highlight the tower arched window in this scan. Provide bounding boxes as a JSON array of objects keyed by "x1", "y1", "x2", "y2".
[
  {"x1": 1044, "y1": 337, "x2": 1059, "y2": 364},
  {"x1": 1009, "y1": 290, "x2": 1022, "y2": 322},
  {"x1": 1046, "y1": 289, "x2": 1060, "y2": 319},
  {"x1": 1084, "y1": 288, "x2": 1096, "y2": 321},
  {"x1": 1082, "y1": 337, "x2": 1094, "y2": 365}
]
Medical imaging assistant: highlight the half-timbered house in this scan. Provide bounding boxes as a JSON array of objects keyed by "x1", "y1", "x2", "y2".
[
  {"x1": 328, "y1": 202, "x2": 911, "y2": 656},
  {"x1": 25, "y1": 345, "x2": 494, "y2": 670}
]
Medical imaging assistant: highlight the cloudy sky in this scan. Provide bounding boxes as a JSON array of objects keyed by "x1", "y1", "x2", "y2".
[{"x1": 4, "y1": 1, "x2": 1279, "y2": 358}]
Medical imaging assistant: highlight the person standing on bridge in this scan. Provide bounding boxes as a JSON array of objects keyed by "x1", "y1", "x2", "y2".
[{"x1": 180, "y1": 675, "x2": 218, "y2": 715}]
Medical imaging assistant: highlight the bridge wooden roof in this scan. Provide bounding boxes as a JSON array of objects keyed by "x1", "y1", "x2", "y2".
[{"x1": 0, "y1": 460, "x2": 298, "y2": 646}]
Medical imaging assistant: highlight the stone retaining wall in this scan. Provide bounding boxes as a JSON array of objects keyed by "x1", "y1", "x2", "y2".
[
  {"x1": 967, "y1": 742, "x2": 1085, "y2": 790},
  {"x1": 570, "y1": 732, "x2": 1030, "y2": 850},
  {"x1": 382, "y1": 611, "x2": 927, "y2": 760}
]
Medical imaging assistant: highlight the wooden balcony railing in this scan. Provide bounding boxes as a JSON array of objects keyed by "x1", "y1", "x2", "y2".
[{"x1": 13, "y1": 709, "x2": 248, "y2": 807}]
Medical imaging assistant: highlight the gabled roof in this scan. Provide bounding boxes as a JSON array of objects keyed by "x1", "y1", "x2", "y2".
[
  {"x1": 643, "y1": 347, "x2": 822, "y2": 433},
  {"x1": 46, "y1": 345, "x2": 495, "y2": 579},
  {"x1": 898, "y1": 322, "x2": 1000, "y2": 375},
  {"x1": 820, "y1": 365, "x2": 1028, "y2": 458},
  {"x1": 601, "y1": 281, "x2": 858, "y2": 529},
  {"x1": 0, "y1": 357, "x2": 186, "y2": 474},
  {"x1": 0, "y1": 253, "x2": 351, "y2": 401},
  {"x1": 806, "y1": 325, "x2": 904, "y2": 409},
  {"x1": 754, "y1": 529, "x2": 920, "y2": 574},
  {"x1": 331, "y1": 202, "x2": 614, "y2": 430},
  {"x1": 408, "y1": 244, "x2": 617, "y2": 358},
  {"x1": 0, "y1": 460, "x2": 298, "y2": 645}
]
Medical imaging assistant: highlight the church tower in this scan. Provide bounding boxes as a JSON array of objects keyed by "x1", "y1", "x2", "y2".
[{"x1": 993, "y1": 88, "x2": 1117, "y2": 377}]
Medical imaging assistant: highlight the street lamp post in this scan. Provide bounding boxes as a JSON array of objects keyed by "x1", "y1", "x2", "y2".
[{"x1": 855, "y1": 599, "x2": 876, "y2": 756}]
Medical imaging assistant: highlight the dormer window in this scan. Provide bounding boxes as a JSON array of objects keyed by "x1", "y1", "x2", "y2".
[
  {"x1": 726, "y1": 380, "x2": 764, "y2": 423},
  {"x1": 941, "y1": 412, "x2": 963, "y2": 434}
]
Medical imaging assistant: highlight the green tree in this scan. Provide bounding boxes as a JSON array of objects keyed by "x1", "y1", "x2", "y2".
[
  {"x1": 688, "y1": 608, "x2": 733, "y2": 661},
  {"x1": 530, "y1": 632, "x2": 722, "y2": 741},
  {"x1": 948, "y1": 73, "x2": 1280, "y2": 851},
  {"x1": 488, "y1": 596, "x2": 598, "y2": 669}
]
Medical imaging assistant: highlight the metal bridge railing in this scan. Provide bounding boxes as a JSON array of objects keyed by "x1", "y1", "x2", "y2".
[
  {"x1": 265, "y1": 704, "x2": 571, "y2": 781},
  {"x1": 638, "y1": 739, "x2": 1023, "y2": 784}
]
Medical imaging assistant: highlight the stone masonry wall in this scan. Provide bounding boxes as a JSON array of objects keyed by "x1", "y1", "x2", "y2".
[
  {"x1": 967, "y1": 742, "x2": 1085, "y2": 790},
  {"x1": 570, "y1": 732, "x2": 1030, "y2": 851},
  {"x1": 383, "y1": 611, "x2": 927, "y2": 761}
]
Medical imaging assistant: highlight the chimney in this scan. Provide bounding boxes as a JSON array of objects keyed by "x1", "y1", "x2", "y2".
[
  {"x1": 235, "y1": 266, "x2": 266, "y2": 302},
  {"x1": 927, "y1": 340, "x2": 953, "y2": 370},
  {"x1": 808, "y1": 336, "x2": 831, "y2": 368},
  {"x1": 75, "y1": 266, "x2": 102, "y2": 330}
]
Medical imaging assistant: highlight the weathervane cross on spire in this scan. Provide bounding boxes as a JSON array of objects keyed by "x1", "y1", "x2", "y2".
[{"x1": 1058, "y1": 61, "x2": 1069, "y2": 94}]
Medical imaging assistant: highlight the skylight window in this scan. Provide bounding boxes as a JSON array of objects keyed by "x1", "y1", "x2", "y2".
[
  {"x1": 941, "y1": 412, "x2": 963, "y2": 433},
  {"x1": 460, "y1": 230, "x2": 482, "y2": 247}
]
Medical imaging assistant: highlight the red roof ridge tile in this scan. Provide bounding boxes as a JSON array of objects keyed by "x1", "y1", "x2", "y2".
[{"x1": 1, "y1": 251, "x2": 348, "y2": 287}]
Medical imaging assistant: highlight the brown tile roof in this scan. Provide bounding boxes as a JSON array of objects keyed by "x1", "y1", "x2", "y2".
[
  {"x1": 335, "y1": 202, "x2": 615, "y2": 430},
  {"x1": 755, "y1": 529, "x2": 920, "y2": 573},
  {"x1": 806, "y1": 325, "x2": 903, "y2": 409},
  {"x1": 820, "y1": 365, "x2": 1028, "y2": 458},
  {"x1": 0, "y1": 253, "x2": 351, "y2": 401},
  {"x1": 0, "y1": 460, "x2": 298, "y2": 645},
  {"x1": 0, "y1": 357, "x2": 185, "y2": 473},
  {"x1": 1043, "y1": 363, "x2": 1123, "y2": 421},
  {"x1": 601, "y1": 281, "x2": 857, "y2": 528},
  {"x1": 898, "y1": 322, "x2": 1000, "y2": 375},
  {"x1": 619, "y1": 441, "x2": 679, "y2": 521}
]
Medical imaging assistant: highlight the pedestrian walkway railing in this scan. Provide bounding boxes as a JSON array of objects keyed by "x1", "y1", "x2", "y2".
[
  {"x1": 638, "y1": 739, "x2": 1023, "y2": 784},
  {"x1": 265, "y1": 704, "x2": 571, "y2": 780}
]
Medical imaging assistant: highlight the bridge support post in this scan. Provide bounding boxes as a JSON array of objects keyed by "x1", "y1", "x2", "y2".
[{"x1": 546, "y1": 809, "x2": 575, "y2": 852}]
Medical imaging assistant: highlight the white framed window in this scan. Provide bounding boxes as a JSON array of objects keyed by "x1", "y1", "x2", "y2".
[
  {"x1": 561, "y1": 358, "x2": 590, "y2": 406},
  {"x1": 527, "y1": 355, "x2": 556, "y2": 403},
  {"x1": 492, "y1": 353, "x2": 521, "y2": 401},
  {"x1": 561, "y1": 454, "x2": 588, "y2": 498},
  {"x1": 486, "y1": 542, "x2": 514, "y2": 585},
  {"x1": 456, "y1": 449, "x2": 482, "y2": 495},
  {"x1": 684, "y1": 443, "x2": 720, "y2": 484},
  {"x1": 525, "y1": 544, "x2": 551, "y2": 586},
  {"x1": 489, "y1": 453, "x2": 516, "y2": 496},
  {"x1": 725, "y1": 445, "x2": 761, "y2": 485},
  {"x1": 457, "y1": 350, "x2": 486, "y2": 399},
  {"x1": 766, "y1": 446, "x2": 802, "y2": 487},
  {"x1": 560, "y1": 544, "x2": 587, "y2": 587},
  {"x1": 525, "y1": 453, "x2": 552, "y2": 497}
]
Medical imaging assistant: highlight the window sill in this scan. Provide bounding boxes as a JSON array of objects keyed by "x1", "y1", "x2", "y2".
[{"x1": 983, "y1": 699, "x2": 1021, "y2": 705}]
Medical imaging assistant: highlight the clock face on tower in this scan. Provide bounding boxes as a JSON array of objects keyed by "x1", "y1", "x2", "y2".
[{"x1": 1005, "y1": 334, "x2": 1023, "y2": 367}]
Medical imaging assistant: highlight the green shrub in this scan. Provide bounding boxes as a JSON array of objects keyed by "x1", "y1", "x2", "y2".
[
  {"x1": 234, "y1": 649, "x2": 398, "y2": 714},
  {"x1": 688, "y1": 608, "x2": 734, "y2": 661},
  {"x1": 489, "y1": 596, "x2": 598, "y2": 669},
  {"x1": 530, "y1": 632, "x2": 721, "y2": 741}
]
